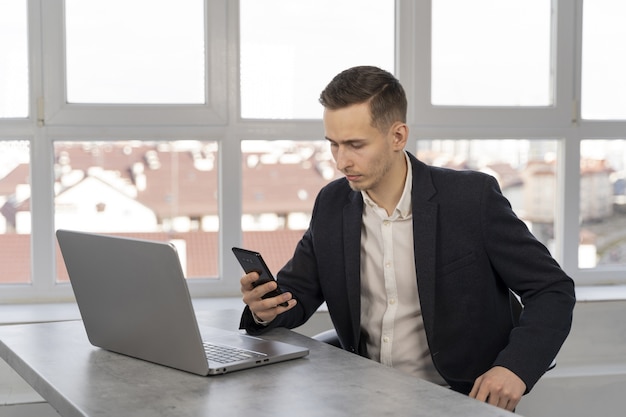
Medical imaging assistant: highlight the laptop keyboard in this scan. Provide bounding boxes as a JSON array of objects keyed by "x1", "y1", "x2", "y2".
[{"x1": 203, "y1": 342, "x2": 266, "y2": 364}]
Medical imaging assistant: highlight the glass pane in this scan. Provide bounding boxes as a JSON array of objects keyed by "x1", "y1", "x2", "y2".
[
  {"x1": 0, "y1": 0, "x2": 29, "y2": 118},
  {"x1": 431, "y1": 0, "x2": 552, "y2": 106},
  {"x1": 0, "y1": 141, "x2": 31, "y2": 283},
  {"x1": 65, "y1": 0, "x2": 205, "y2": 104},
  {"x1": 581, "y1": 1, "x2": 626, "y2": 120},
  {"x1": 240, "y1": 0, "x2": 395, "y2": 119},
  {"x1": 54, "y1": 140, "x2": 219, "y2": 281},
  {"x1": 579, "y1": 140, "x2": 626, "y2": 268},
  {"x1": 416, "y1": 139, "x2": 559, "y2": 251},
  {"x1": 241, "y1": 140, "x2": 339, "y2": 271}
]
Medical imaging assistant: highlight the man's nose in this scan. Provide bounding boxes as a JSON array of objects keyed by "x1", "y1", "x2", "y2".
[{"x1": 334, "y1": 147, "x2": 350, "y2": 171}]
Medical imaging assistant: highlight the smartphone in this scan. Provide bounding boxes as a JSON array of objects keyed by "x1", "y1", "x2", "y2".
[{"x1": 232, "y1": 247, "x2": 288, "y2": 307}]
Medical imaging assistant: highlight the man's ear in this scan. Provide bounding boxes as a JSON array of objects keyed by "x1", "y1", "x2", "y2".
[{"x1": 391, "y1": 122, "x2": 409, "y2": 149}]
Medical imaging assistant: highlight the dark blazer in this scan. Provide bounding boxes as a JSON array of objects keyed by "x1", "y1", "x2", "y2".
[{"x1": 241, "y1": 152, "x2": 575, "y2": 394}]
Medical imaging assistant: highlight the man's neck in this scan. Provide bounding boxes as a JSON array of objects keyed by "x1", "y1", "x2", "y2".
[{"x1": 365, "y1": 153, "x2": 408, "y2": 216}]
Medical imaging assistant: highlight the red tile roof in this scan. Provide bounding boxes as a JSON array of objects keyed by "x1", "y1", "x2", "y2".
[
  {"x1": 0, "y1": 230, "x2": 304, "y2": 284},
  {"x1": 0, "y1": 142, "x2": 329, "y2": 284}
]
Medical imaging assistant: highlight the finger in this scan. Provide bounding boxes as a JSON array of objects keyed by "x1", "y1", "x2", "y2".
[
  {"x1": 487, "y1": 393, "x2": 500, "y2": 407},
  {"x1": 469, "y1": 378, "x2": 488, "y2": 402},
  {"x1": 256, "y1": 287, "x2": 292, "y2": 309},
  {"x1": 247, "y1": 283, "x2": 285, "y2": 308},
  {"x1": 274, "y1": 292, "x2": 295, "y2": 309},
  {"x1": 476, "y1": 388, "x2": 490, "y2": 404},
  {"x1": 251, "y1": 294, "x2": 296, "y2": 323},
  {"x1": 277, "y1": 297, "x2": 297, "y2": 312},
  {"x1": 499, "y1": 397, "x2": 513, "y2": 411},
  {"x1": 484, "y1": 388, "x2": 518, "y2": 411},
  {"x1": 255, "y1": 292, "x2": 296, "y2": 314},
  {"x1": 249, "y1": 280, "x2": 278, "y2": 301},
  {"x1": 505, "y1": 397, "x2": 519, "y2": 411},
  {"x1": 468, "y1": 380, "x2": 479, "y2": 399},
  {"x1": 240, "y1": 272, "x2": 259, "y2": 291}
]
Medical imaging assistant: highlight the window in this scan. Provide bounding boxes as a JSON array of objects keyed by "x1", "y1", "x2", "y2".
[
  {"x1": 0, "y1": 0, "x2": 29, "y2": 118},
  {"x1": 431, "y1": 0, "x2": 552, "y2": 106},
  {"x1": 581, "y1": 0, "x2": 626, "y2": 120},
  {"x1": 240, "y1": 0, "x2": 395, "y2": 119},
  {"x1": 1, "y1": 0, "x2": 626, "y2": 302},
  {"x1": 579, "y1": 140, "x2": 626, "y2": 268},
  {"x1": 53, "y1": 141, "x2": 219, "y2": 281},
  {"x1": 65, "y1": 0, "x2": 205, "y2": 104},
  {"x1": 41, "y1": 0, "x2": 226, "y2": 126},
  {"x1": 0, "y1": 141, "x2": 30, "y2": 284}
]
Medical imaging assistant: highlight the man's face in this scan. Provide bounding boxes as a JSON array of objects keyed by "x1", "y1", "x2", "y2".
[{"x1": 323, "y1": 102, "x2": 399, "y2": 193}]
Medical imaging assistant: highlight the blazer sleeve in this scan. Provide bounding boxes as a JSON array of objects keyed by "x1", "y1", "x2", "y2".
[
  {"x1": 240, "y1": 200, "x2": 327, "y2": 335},
  {"x1": 481, "y1": 175, "x2": 576, "y2": 391}
]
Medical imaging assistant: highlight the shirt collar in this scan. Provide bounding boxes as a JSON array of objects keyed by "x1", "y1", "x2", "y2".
[{"x1": 362, "y1": 152, "x2": 412, "y2": 219}]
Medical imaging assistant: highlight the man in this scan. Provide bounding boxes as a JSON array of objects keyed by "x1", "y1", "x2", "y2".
[{"x1": 239, "y1": 66, "x2": 575, "y2": 411}]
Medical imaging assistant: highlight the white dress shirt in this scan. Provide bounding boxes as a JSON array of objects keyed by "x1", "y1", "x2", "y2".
[{"x1": 359, "y1": 152, "x2": 446, "y2": 384}]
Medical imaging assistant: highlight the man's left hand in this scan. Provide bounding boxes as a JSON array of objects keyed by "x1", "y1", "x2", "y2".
[{"x1": 468, "y1": 366, "x2": 526, "y2": 411}]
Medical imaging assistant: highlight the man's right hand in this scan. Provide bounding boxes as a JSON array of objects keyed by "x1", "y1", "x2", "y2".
[{"x1": 240, "y1": 272, "x2": 296, "y2": 324}]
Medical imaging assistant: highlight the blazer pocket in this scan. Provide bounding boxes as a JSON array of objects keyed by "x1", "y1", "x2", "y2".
[{"x1": 438, "y1": 252, "x2": 477, "y2": 276}]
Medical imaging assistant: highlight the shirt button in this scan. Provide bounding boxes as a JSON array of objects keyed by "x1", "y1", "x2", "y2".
[
  {"x1": 383, "y1": 220, "x2": 390, "y2": 226},
  {"x1": 383, "y1": 336, "x2": 390, "y2": 343},
  {"x1": 385, "y1": 262, "x2": 391, "y2": 268},
  {"x1": 389, "y1": 298, "x2": 396, "y2": 305}
]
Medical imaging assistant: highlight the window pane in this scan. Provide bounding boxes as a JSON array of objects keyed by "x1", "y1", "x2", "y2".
[
  {"x1": 431, "y1": 0, "x2": 552, "y2": 106},
  {"x1": 579, "y1": 140, "x2": 626, "y2": 268},
  {"x1": 0, "y1": 0, "x2": 29, "y2": 118},
  {"x1": 240, "y1": 0, "x2": 395, "y2": 119},
  {"x1": 0, "y1": 141, "x2": 31, "y2": 283},
  {"x1": 54, "y1": 141, "x2": 218, "y2": 281},
  {"x1": 241, "y1": 140, "x2": 338, "y2": 271},
  {"x1": 416, "y1": 139, "x2": 559, "y2": 251},
  {"x1": 65, "y1": 0, "x2": 205, "y2": 104},
  {"x1": 581, "y1": 1, "x2": 626, "y2": 120}
]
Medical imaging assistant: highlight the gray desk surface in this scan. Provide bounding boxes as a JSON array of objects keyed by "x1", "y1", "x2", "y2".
[{"x1": 0, "y1": 309, "x2": 515, "y2": 417}]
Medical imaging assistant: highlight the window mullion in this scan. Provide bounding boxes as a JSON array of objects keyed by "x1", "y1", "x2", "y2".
[{"x1": 558, "y1": 131, "x2": 581, "y2": 274}]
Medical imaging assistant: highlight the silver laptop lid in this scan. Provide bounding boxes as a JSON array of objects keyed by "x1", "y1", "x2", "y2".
[
  {"x1": 56, "y1": 229, "x2": 309, "y2": 376},
  {"x1": 57, "y1": 229, "x2": 210, "y2": 375}
]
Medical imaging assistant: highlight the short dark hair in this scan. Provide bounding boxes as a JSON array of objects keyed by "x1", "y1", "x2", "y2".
[{"x1": 319, "y1": 66, "x2": 407, "y2": 132}]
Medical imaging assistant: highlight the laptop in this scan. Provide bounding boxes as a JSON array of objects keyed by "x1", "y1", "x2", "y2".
[{"x1": 56, "y1": 229, "x2": 308, "y2": 376}]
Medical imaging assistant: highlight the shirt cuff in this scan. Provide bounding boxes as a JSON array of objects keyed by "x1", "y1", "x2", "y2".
[{"x1": 251, "y1": 311, "x2": 273, "y2": 326}]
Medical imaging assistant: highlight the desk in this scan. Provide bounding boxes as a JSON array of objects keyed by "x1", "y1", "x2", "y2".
[{"x1": 0, "y1": 309, "x2": 515, "y2": 417}]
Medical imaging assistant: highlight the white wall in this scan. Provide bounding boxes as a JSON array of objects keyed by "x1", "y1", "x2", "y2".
[{"x1": 517, "y1": 299, "x2": 626, "y2": 417}]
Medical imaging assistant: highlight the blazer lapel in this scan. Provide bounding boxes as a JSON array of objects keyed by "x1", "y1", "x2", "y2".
[
  {"x1": 343, "y1": 191, "x2": 364, "y2": 345},
  {"x1": 409, "y1": 154, "x2": 438, "y2": 341}
]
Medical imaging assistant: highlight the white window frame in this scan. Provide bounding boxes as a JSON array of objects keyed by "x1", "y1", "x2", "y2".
[
  {"x1": 402, "y1": 0, "x2": 575, "y2": 128},
  {"x1": 40, "y1": 0, "x2": 228, "y2": 127}
]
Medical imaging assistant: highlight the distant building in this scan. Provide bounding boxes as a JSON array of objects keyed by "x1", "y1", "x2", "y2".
[
  {"x1": 523, "y1": 158, "x2": 614, "y2": 223},
  {"x1": 580, "y1": 159, "x2": 614, "y2": 221},
  {"x1": 0, "y1": 141, "x2": 339, "y2": 235},
  {"x1": 55, "y1": 175, "x2": 158, "y2": 233},
  {"x1": 522, "y1": 160, "x2": 558, "y2": 223}
]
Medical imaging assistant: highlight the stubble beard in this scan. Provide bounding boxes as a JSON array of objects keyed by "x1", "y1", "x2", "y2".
[{"x1": 345, "y1": 155, "x2": 393, "y2": 194}]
